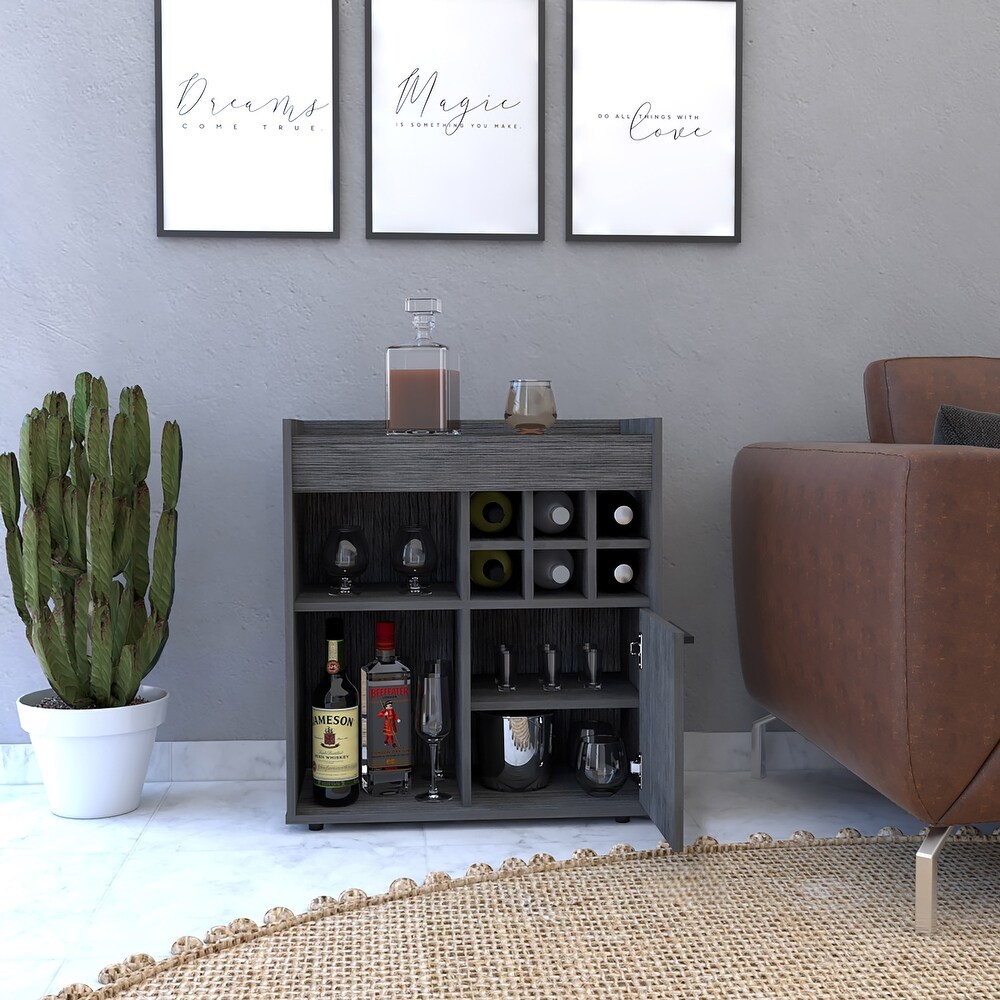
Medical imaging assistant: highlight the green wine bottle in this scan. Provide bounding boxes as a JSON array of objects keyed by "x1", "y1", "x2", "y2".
[
  {"x1": 470, "y1": 550, "x2": 514, "y2": 588},
  {"x1": 470, "y1": 492, "x2": 514, "y2": 533}
]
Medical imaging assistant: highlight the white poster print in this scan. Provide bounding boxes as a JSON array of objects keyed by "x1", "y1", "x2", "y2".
[
  {"x1": 157, "y1": 0, "x2": 336, "y2": 235},
  {"x1": 570, "y1": 0, "x2": 739, "y2": 240},
  {"x1": 368, "y1": 0, "x2": 542, "y2": 237}
]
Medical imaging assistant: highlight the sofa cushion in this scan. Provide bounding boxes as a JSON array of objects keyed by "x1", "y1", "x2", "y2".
[{"x1": 932, "y1": 404, "x2": 1000, "y2": 448}]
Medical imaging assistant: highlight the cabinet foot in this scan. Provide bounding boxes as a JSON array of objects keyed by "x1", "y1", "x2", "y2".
[
  {"x1": 308, "y1": 823, "x2": 324, "y2": 831},
  {"x1": 615, "y1": 816, "x2": 631, "y2": 824}
]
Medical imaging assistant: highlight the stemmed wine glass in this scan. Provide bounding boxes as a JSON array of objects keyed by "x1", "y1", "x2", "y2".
[
  {"x1": 415, "y1": 659, "x2": 452, "y2": 801},
  {"x1": 390, "y1": 524, "x2": 438, "y2": 595},
  {"x1": 321, "y1": 526, "x2": 370, "y2": 595}
]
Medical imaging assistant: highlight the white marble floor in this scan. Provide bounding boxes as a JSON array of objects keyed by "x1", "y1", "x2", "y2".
[{"x1": 2, "y1": 768, "x2": 930, "y2": 1000}]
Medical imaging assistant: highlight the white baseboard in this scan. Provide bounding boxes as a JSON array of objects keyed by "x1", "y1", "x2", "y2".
[
  {"x1": 683, "y1": 730, "x2": 839, "y2": 772},
  {"x1": 0, "y1": 740, "x2": 287, "y2": 784},
  {"x1": 1, "y1": 731, "x2": 840, "y2": 785}
]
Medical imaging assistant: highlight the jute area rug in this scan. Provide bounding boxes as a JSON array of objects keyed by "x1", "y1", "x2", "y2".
[{"x1": 47, "y1": 828, "x2": 1000, "y2": 1000}]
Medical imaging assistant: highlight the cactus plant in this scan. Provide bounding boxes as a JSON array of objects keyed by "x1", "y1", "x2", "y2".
[{"x1": 0, "y1": 373, "x2": 181, "y2": 708}]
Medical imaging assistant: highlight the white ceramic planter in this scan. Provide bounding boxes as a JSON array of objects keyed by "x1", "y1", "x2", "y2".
[{"x1": 16, "y1": 685, "x2": 169, "y2": 819}]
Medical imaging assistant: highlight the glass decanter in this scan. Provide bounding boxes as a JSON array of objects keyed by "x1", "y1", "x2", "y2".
[{"x1": 385, "y1": 296, "x2": 460, "y2": 435}]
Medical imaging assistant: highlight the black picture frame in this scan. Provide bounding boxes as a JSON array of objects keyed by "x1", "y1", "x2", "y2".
[
  {"x1": 155, "y1": 0, "x2": 339, "y2": 238},
  {"x1": 567, "y1": 0, "x2": 742, "y2": 242},
  {"x1": 366, "y1": 0, "x2": 544, "y2": 240}
]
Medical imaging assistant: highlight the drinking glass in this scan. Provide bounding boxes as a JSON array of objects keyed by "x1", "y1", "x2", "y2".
[
  {"x1": 321, "y1": 526, "x2": 370, "y2": 595},
  {"x1": 575, "y1": 733, "x2": 628, "y2": 796},
  {"x1": 390, "y1": 525, "x2": 439, "y2": 595},
  {"x1": 567, "y1": 719, "x2": 616, "y2": 769},
  {"x1": 578, "y1": 642, "x2": 603, "y2": 690},
  {"x1": 415, "y1": 660, "x2": 453, "y2": 801},
  {"x1": 538, "y1": 643, "x2": 561, "y2": 691},
  {"x1": 496, "y1": 642, "x2": 517, "y2": 692},
  {"x1": 504, "y1": 379, "x2": 556, "y2": 435}
]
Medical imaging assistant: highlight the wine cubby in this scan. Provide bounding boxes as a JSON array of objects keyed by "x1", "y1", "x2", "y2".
[{"x1": 283, "y1": 419, "x2": 686, "y2": 846}]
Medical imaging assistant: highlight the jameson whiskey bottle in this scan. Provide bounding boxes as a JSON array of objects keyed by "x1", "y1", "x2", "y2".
[
  {"x1": 311, "y1": 617, "x2": 360, "y2": 807},
  {"x1": 361, "y1": 621, "x2": 412, "y2": 795}
]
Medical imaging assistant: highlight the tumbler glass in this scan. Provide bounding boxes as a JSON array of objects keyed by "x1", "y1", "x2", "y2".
[{"x1": 504, "y1": 379, "x2": 556, "y2": 435}]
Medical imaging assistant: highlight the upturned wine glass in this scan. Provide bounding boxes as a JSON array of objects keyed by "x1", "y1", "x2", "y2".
[
  {"x1": 390, "y1": 524, "x2": 439, "y2": 594},
  {"x1": 415, "y1": 660, "x2": 453, "y2": 801},
  {"x1": 321, "y1": 526, "x2": 370, "y2": 595}
]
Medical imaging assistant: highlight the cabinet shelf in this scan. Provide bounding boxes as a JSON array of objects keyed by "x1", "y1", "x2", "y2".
[
  {"x1": 467, "y1": 592, "x2": 650, "y2": 609},
  {"x1": 294, "y1": 584, "x2": 463, "y2": 612},
  {"x1": 292, "y1": 771, "x2": 645, "y2": 826},
  {"x1": 469, "y1": 539, "x2": 527, "y2": 551},
  {"x1": 469, "y1": 773, "x2": 646, "y2": 821},
  {"x1": 470, "y1": 676, "x2": 639, "y2": 711},
  {"x1": 594, "y1": 537, "x2": 651, "y2": 549},
  {"x1": 293, "y1": 774, "x2": 466, "y2": 824},
  {"x1": 283, "y1": 418, "x2": 684, "y2": 848},
  {"x1": 530, "y1": 538, "x2": 590, "y2": 550}
]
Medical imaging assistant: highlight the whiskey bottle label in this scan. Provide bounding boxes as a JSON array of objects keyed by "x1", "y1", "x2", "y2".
[
  {"x1": 312, "y1": 707, "x2": 360, "y2": 787},
  {"x1": 365, "y1": 682, "x2": 412, "y2": 772}
]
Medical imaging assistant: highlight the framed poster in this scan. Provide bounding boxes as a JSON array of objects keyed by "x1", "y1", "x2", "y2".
[
  {"x1": 366, "y1": 0, "x2": 543, "y2": 239},
  {"x1": 155, "y1": 0, "x2": 338, "y2": 237},
  {"x1": 568, "y1": 0, "x2": 741, "y2": 241}
]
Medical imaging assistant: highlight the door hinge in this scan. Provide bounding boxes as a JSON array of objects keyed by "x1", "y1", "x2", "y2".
[
  {"x1": 630, "y1": 633, "x2": 643, "y2": 670},
  {"x1": 630, "y1": 754, "x2": 643, "y2": 789}
]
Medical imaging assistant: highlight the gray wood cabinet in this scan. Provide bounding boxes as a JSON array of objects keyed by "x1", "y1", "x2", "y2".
[{"x1": 282, "y1": 418, "x2": 686, "y2": 848}]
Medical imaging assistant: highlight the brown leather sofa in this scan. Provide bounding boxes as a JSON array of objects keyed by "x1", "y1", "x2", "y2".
[{"x1": 731, "y1": 357, "x2": 1000, "y2": 932}]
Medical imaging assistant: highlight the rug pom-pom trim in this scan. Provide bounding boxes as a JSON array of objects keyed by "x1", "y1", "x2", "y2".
[{"x1": 54, "y1": 824, "x2": 979, "y2": 997}]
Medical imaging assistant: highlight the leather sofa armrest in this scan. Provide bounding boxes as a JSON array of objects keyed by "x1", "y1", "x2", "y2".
[{"x1": 732, "y1": 442, "x2": 1000, "y2": 824}]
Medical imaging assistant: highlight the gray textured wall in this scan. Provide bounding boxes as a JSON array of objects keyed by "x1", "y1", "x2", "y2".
[{"x1": 2, "y1": 1, "x2": 999, "y2": 742}]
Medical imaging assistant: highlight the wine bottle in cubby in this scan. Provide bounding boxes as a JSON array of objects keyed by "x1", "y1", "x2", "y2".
[
  {"x1": 470, "y1": 491, "x2": 514, "y2": 533},
  {"x1": 597, "y1": 551, "x2": 640, "y2": 592},
  {"x1": 361, "y1": 621, "x2": 412, "y2": 795},
  {"x1": 311, "y1": 617, "x2": 360, "y2": 807},
  {"x1": 533, "y1": 491, "x2": 574, "y2": 534},
  {"x1": 534, "y1": 549, "x2": 574, "y2": 589},
  {"x1": 597, "y1": 490, "x2": 639, "y2": 536},
  {"x1": 470, "y1": 550, "x2": 514, "y2": 588}
]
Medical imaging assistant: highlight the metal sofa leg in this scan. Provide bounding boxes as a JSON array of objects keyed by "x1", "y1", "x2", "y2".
[
  {"x1": 750, "y1": 714, "x2": 777, "y2": 779},
  {"x1": 915, "y1": 825, "x2": 954, "y2": 934}
]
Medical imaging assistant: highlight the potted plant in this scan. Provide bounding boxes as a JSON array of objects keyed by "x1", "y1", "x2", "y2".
[{"x1": 0, "y1": 372, "x2": 181, "y2": 818}]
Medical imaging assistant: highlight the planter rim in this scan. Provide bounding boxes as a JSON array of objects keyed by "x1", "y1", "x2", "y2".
[{"x1": 17, "y1": 686, "x2": 169, "y2": 738}]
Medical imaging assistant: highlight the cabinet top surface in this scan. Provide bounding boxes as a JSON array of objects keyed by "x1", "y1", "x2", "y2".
[
  {"x1": 285, "y1": 418, "x2": 660, "y2": 438},
  {"x1": 284, "y1": 419, "x2": 661, "y2": 492}
]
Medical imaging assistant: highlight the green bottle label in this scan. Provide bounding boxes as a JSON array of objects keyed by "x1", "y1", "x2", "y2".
[{"x1": 312, "y1": 706, "x2": 359, "y2": 787}]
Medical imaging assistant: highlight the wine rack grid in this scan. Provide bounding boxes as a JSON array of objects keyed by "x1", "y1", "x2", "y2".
[{"x1": 283, "y1": 419, "x2": 683, "y2": 838}]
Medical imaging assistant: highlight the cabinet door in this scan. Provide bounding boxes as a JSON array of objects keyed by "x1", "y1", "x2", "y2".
[{"x1": 638, "y1": 609, "x2": 686, "y2": 850}]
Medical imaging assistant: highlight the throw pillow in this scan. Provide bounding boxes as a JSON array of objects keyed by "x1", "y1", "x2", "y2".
[{"x1": 932, "y1": 404, "x2": 1000, "y2": 448}]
